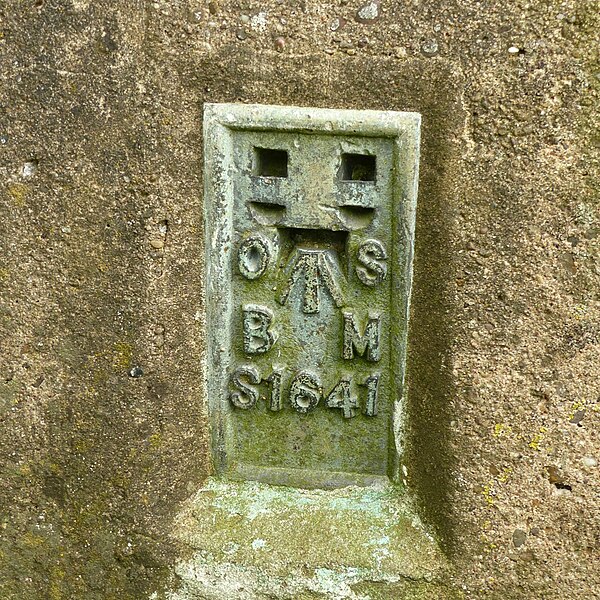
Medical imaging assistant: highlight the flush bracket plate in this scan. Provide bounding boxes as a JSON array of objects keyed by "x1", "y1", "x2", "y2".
[{"x1": 204, "y1": 103, "x2": 420, "y2": 488}]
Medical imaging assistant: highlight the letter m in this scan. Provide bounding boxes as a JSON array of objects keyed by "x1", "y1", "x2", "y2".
[{"x1": 342, "y1": 312, "x2": 381, "y2": 362}]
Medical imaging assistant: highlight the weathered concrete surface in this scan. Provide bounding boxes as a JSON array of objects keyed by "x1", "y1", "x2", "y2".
[
  {"x1": 0, "y1": 1, "x2": 598, "y2": 599},
  {"x1": 169, "y1": 479, "x2": 456, "y2": 600}
]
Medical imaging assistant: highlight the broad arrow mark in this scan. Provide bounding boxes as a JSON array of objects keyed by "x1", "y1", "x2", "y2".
[{"x1": 278, "y1": 249, "x2": 345, "y2": 314}]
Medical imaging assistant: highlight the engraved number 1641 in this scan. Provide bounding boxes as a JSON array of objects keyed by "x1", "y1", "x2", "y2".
[{"x1": 229, "y1": 366, "x2": 379, "y2": 419}]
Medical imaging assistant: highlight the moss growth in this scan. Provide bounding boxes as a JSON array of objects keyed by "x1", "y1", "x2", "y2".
[
  {"x1": 6, "y1": 183, "x2": 28, "y2": 207},
  {"x1": 112, "y1": 341, "x2": 134, "y2": 369}
]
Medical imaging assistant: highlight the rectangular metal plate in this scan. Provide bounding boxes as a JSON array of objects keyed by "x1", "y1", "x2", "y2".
[{"x1": 204, "y1": 104, "x2": 420, "y2": 488}]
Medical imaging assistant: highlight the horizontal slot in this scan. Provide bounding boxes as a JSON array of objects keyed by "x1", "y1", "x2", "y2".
[
  {"x1": 337, "y1": 205, "x2": 376, "y2": 229},
  {"x1": 278, "y1": 226, "x2": 349, "y2": 263},
  {"x1": 248, "y1": 200, "x2": 287, "y2": 225}
]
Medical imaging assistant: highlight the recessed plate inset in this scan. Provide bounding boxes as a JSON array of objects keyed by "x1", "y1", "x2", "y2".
[{"x1": 204, "y1": 103, "x2": 420, "y2": 488}]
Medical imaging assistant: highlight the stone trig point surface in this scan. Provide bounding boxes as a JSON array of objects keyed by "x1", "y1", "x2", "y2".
[{"x1": 0, "y1": 2, "x2": 598, "y2": 600}]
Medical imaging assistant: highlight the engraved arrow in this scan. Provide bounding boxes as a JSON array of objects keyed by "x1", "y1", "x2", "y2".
[{"x1": 278, "y1": 248, "x2": 345, "y2": 314}]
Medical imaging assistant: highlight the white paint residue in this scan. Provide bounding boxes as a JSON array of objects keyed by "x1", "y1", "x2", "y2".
[
  {"x1": 165, "y1": 549, "x2": 429, "y2": 600},
  {"x1": 251, "y1": 538, "x2": 266, "y2": 550},
  {"x1": 22, "y1": 162, "x2": 37, "y2": 178},
  {"x1": 250, "y1": 12, "x2": 268, "y2": 32},
  {"x1": 357, "y1": 2, "x2": 379, "y2": 20},
  {"x1": 310, "y1": 568, "x2": 369, "y2": 599}
]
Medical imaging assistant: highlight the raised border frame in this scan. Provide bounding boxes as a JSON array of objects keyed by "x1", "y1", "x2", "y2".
[{"x1": 203, "y1": 103, "x2": 421, "y2": 487}]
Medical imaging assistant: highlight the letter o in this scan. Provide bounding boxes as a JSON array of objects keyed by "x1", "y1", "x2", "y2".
[{"x1": 238, "y1": 236, "x2": 270, "y2": 280}]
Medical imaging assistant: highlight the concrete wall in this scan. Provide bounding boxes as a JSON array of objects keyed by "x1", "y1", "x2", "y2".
[{"x1": 0, "y1": 1, "x2": 598, "y2": 598}]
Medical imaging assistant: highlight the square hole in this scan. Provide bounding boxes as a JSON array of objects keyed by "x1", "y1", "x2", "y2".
[
  {"x1": 339, "y1": 153, "x2": 376, "y2": 182},
  {"x1": 253, "y1": 147, "x2": 288, "y2": 177}
]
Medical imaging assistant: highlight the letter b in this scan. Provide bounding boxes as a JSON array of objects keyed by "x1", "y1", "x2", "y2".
[{"x1": 243, "y1": 305, "x2": 277, "y2": 354}]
